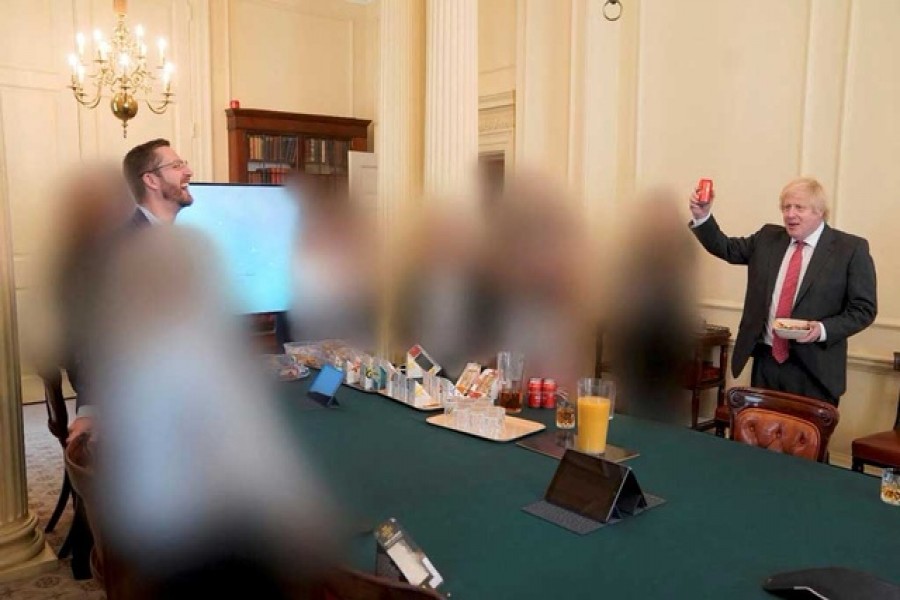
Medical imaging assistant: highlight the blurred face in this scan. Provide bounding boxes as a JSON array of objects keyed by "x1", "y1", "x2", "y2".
[
  {"x1": 781, "y1": 191, "x2": 823, "y2": 241},
  {"x1": 148, "y1": 146, "x2": 193, "y2": 207}
]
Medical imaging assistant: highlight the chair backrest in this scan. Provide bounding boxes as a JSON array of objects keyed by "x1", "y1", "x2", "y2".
[
  {"x1": 727, "y1": 387, "x2": 839, "y2": 463},
  {"x1": 316, "y1": 567, "x2": 445, "y2": 600},
  {"x1": 893, "y1": 352, "x2": 899, "y2": 429},
  {"x1": 40, "y1": 367, "x2": 69, "y2": 447},
  {"x1": 64, "y1": 434, "x2": 103, "y2": 579}
]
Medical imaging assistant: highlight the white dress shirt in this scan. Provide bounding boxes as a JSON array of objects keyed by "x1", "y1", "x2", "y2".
[
  {"x1": 764, "y1": 220, "x2": 826, "y2": 345},
  {"x1": 138, "y1": 204, "x2": 161, "y2": 225}
]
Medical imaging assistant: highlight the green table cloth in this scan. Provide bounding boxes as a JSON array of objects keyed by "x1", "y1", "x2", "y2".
[{"x1": 276, "y1": 379, "x2": 900, "y2": 599}]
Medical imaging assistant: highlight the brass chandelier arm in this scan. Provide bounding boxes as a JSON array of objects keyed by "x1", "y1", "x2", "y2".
[
  {"x1": 70, "y1": 84, "x2": 104, "y2": 110},
  {"x1": 145, "y1": 94, "x2": 174, "y2": 115}
]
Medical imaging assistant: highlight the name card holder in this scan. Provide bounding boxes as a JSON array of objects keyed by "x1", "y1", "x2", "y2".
[{"x1": 374, "y1": 518, "x2": 444, "y2": 590}]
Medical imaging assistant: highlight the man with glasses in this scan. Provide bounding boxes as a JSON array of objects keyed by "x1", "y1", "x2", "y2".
[
  {"x1": 122, "y1": 137, "x2": 194, "y2": 225},
  {"x1": 689, "y1": 177, "x2": 876, "y2": 406}
]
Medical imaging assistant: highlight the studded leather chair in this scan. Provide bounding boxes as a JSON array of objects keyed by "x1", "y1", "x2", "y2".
[{"x1": 727, "y1": 387, "x2": 839, "y2": 463}]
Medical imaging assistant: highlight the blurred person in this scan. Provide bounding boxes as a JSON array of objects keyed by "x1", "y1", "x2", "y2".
[
  {"x1": 606, "y1": 188, "x2": 698, "y2": 424},
  {"x1": 690, "y1": 177, "x2": 876, "y2": 405},
  {"x1": 486, "y1": 173, "x2": 596, "y2": 392},
  {"x1": 65, "y1": 138, "x2": 195, "y2": 442},
  {"x1": 92, "y1": 227, "x2": 338, "y2": 597},
  {"x1": 24, "y1": 165, "x2": 134, "y2": 447},
  {"x1": 287, "y1": 179, "x2": 377, "y2": 351},
  {"x1": 397, "y1": 202, "x2": 497, "y2": 379}
]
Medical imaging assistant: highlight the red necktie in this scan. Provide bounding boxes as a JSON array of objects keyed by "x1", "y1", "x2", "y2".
[{"x1": 772, "y1": 241, "x2": 805, "y2": 363}]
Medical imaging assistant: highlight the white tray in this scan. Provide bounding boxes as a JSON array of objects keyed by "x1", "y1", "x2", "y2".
[{"x1": 426, "y1": 413, "x2": 546, "y2": 443}]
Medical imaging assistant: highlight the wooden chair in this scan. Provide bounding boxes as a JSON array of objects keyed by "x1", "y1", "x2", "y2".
[
  {"x1": 727, "y1": 387, "x2": 839, "y2": 463},
  {"x1": 851, "y1": 352, "x2": 900, "y2": 472},
  {"x1": 313, "y1": 568, "x2": 445, "y2": 600},
  {"x1": 39, "y1": 368, "x2": 74, "y2": 549},
  {"x1": 63, "y1": 435, "x2": 103, "y2": 583}
]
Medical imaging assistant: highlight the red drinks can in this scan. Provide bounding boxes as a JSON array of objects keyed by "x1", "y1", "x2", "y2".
[
  {"x1": 541, "y1": 378, "x2": 557, "y2": 409},
  {"x1": 229, "y1": 99, "x2": 241, "y2": 109},
  {"x1": 697, "y1": 178, "x2": 713, "y2": 203},
  {"x1": 527, "y1": 377, "x2": 543, "y2": 408}
]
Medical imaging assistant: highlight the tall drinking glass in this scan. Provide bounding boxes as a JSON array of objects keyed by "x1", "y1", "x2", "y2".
[
  {"x1": 576, "y1": 378, "x2": 615, "y2": 455},
  {"x1": 496, "y1": 351, "x2": 525, "y2": 414}
]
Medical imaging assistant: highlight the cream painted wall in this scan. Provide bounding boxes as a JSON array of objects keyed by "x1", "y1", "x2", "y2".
[
  {"x1": 479, "y1": 0, "x2": 516, "y2": 96},
  {"x1": 0, "y1": 0, "x2": 210, "y2": 402},
  {"x1": 209, "y1": 0, "x2": 379, "y2": 182},
  {"x1": 506, "y1": 0, "x2": 900, "y2": 462}
]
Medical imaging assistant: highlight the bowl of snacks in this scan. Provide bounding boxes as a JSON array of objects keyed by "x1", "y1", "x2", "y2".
[
  {"x1": 283, "y1": 342, "x2": 325, "y2": 368},
  {"x1": 264, "y1": 354, "x2": 309, "y2": 381},
  {"x1": 773, "y1": 318, "x2": 811, "y2": 340}
]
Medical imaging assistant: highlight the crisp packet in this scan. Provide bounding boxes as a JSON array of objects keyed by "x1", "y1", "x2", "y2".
[
  {"x1": 455, "y1": 362, "x2": 482, "y2": 394},
  {"x1": 467, "y1": 368, "x2": 498, "y2": 400}
]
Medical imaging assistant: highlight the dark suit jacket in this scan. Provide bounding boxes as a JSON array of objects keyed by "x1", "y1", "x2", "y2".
[
  {"x1": 69, "y1": 206, "x2": 152, "y2": 411},
  {"x1": 692, "y1": 216, "x2": 877, "y2": 400}
]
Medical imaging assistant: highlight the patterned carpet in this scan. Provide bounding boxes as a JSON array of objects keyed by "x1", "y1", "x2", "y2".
[{"x1": 0, "y1": 401, "x2": 105, "y2": 599}]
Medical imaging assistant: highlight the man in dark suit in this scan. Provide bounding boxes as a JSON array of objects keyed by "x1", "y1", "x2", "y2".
[
  {"x1": 690, "y1": 177, "x2": 876, "y2": 405},
  {"x1": 66, "y1": 138, "x2": 194, "y2": 443}
]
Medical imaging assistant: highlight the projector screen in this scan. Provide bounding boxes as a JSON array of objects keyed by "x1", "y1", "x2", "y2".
[{"x1": 176, "y1": 183, "x2": 299, "y2": 314}]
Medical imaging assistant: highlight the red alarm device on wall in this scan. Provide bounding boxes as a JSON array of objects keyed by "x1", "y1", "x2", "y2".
[{"x1": 697, "y1": 178, "x2": 714, "y2": 203}]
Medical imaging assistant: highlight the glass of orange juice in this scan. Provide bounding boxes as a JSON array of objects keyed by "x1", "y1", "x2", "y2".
[{"x1": 576, "y1": 378, "x2": 615, "y2": 455}]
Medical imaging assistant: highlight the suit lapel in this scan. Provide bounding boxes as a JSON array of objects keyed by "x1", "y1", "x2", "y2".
[
  {"x1": 763, "y1": 231, "x2": 792, "y2": 312},
  {"x1": 794, "y1": 224, "x2": 835, "y2": 307}
]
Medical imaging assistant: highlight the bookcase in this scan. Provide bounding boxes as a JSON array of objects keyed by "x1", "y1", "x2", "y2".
[
  {"x1": 226, "y1": 108, "x2": 370, "y2": 191},
  {"x1": 226, "y1": 109, "x2": 370, "y2": 351}
]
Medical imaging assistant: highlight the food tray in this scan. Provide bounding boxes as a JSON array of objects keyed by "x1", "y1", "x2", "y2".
[{"x1": 426, "y1": 413, "x2": 546, "y2": 442}]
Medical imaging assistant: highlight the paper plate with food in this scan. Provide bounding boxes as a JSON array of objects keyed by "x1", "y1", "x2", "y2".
[{"x1": 773, "y1": 319, "x2": 811, "y2": 340}]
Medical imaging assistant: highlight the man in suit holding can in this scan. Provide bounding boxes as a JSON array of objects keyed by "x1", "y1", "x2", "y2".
[{"x1": 689, "y1": 177, "x2": 876, "y2": 405}]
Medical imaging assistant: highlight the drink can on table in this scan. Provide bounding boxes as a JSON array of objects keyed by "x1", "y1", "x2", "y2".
[
  {"x1": 527, "y1": 377, "x2": 543, "y2": 408},
  {"x1": 541, "y1": 379, "x2": 557, "y2": 409}
]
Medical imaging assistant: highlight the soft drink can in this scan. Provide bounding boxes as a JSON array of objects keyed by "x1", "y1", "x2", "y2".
[
  {"x1": 698, "y1": 178, "x2": 713, "y2": 203},
  {"x1": 527, "y1": 378, "x2": 543, "y2": 408},
  {"x1": 541, "y1": 379, "x2": 557, "y2": 409}
]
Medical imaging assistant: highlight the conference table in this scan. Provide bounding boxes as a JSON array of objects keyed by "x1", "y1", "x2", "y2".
[{"x1": 276, "y1": 378, "x2": 900, "y2": 599}]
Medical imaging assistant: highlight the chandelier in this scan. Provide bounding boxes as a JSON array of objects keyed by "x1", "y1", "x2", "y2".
[{"x1": 67, "y1": 0, "x2": 174, "y2": 137}]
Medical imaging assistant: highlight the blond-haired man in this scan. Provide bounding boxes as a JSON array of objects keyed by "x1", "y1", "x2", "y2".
[{"x1": 689, "y1": 177, "x2": 876, "y2": 405}]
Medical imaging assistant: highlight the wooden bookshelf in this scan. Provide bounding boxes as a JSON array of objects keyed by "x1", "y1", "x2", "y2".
[{"x1": 226, "y1": 108, "x2": 370, "y2": 192}]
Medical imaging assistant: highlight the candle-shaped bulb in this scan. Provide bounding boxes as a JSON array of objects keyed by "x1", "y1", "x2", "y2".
[
  {"x1": 68, "y1": 53, "x2": 78, "y2": 71},
  {"x1": 163, "y1": 62, "x2": 174, "y2": 90},
  {"x1": 93, "y1": 29, "x2": 103, "y2": 44},
  {"x1": 135, "y1": 24, "x2": 144, "y2": 39},
  {"x1": 77, "y1": 65, "x2": 85, "y2": 85}
]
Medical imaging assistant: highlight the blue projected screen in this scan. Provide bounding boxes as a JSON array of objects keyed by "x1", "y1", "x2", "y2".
[{"x1": 176, "y1": 183, "x2": 299, "y2": 314}]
